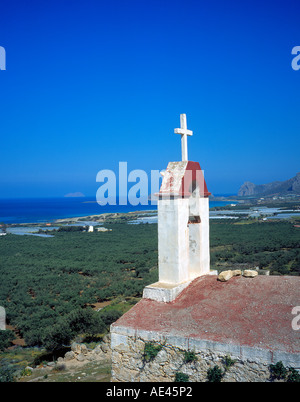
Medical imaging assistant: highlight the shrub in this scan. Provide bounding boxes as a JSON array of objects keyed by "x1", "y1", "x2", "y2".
[
  {"x1": 43, "y1": 308, "x2": 106, "y2": 351},
  {"x1": 269, "y1": 361, "x2": 287, "y2": 380},
  {"x1": 287, "y1": 367, "x2": 300, "y2": 383},
  {"x1": 67, "y1": 308, "x2": 105, "y2": 335},
  {"x1": 20, "y1": 367, "x2": 32, "y2": 377},
  {"x1": 0, "y1": 364, "x2": 16, "y2": 382},
  {"x1": 183, "y1": 350, "x2": 197, "y2": 363},
  {"x1": 0, "y1": 330, "x2": 16, "y2": 351},
  {"x1": 175, "y1": 372, "x2": 189, "y2": 382},
  {"x1": 99, "y1": 309, "x2": 123, "y2": 327},
  {"x1": 143, "y1": 342, "x2": 163, "y2": 362},
  {"x1": 43, "y1": 323, "x2": 73, "y2": 352},
  {"x1": 222, "y1": 354, "x2": 236, "y2": 370},
  {"x1": 207, "y1": 365, "x2": 223, "y2": 382},
  {"x1": 269, "y1": 361, "x2": 300, "y2": 382}
]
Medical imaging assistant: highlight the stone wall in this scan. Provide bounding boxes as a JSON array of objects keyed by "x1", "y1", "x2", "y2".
[
  {"x1": 111, "y1": 334, "x2": 272, "y2": 382},
  {"x1": 61, "y1": 334, "x2": 112, "y2": 364}
]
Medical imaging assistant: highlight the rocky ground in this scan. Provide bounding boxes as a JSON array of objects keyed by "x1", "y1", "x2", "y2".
[{"x1": 18, "y1": 335, "x2": 112, "y2": 382}]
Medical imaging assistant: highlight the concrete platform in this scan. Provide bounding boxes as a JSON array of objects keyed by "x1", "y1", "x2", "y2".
[
  {"x1": 143, "y1": 271, "x2": 218, "y2": 302},
  {"x1": 111, "y1": 275, "x2": 300, "y2": 367},
  {"x1": 142, "y1": 280, "x2": 192, "y2": 303}
]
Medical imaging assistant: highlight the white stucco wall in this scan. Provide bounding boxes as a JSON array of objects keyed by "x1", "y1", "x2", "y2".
[{"x1": 158, "y1": 197, "x2": 190, "y2": 284}]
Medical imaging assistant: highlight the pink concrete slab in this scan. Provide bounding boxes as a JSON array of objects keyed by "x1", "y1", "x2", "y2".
[{"x1": 112, "y1": 275, "x2": 300, "y2": 354}]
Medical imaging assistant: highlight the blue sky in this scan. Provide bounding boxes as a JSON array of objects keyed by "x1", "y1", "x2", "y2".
[{"x1": 0, "y1": 0, "x2": 299, "y2": 198}]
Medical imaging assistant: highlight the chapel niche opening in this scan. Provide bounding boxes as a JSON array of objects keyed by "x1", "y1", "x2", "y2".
[{"x1": 188, "y1": 179, "x2": 200, "y2": 223}]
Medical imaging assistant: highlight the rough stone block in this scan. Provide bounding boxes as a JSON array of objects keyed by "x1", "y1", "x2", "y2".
[
  {"x1": 218, "y1": 270, "x2": 233, "y2": 282},
  {"x1": 243, "y1": 270, "x2": 258, "y2": 278}
]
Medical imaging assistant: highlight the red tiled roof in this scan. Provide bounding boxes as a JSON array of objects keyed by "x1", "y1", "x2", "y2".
[{"x1": 158, "y1": 161, "x2": 211, "y2": 197}]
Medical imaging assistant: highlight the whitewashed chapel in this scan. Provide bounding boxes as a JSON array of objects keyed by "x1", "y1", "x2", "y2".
[
  {"x1": 110, "y1": 115, "x2": 300, "y2": 382},
  {"x1": 143, "y1": 114, "x2": 213, "y2": 302}
]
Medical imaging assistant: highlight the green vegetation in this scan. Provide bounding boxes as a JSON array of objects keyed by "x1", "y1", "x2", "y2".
[
  {"x1": 183, "y1": 350, "x2": 197, "y2": 363},
  {"x1": 20, "y1": 367, "x2": 33, "y2": 377},
  {"x1": 0, "y1": 214, "x2": 299, "y2": 381},
  {"x1": 206, "y1": 354, "x2": 237, "y2": 382},
  {"x1": 56, "y1": 225, "x2": 86, "y2": 232},
  {"x1": 1, "y1": 219, "x2": 299, "y2": 351},
  {"x1": 210, "y1": 220, "x2": 300, "y2": 275},
  {"x1": 222, "y1": 354, "x2": 236, "y2": 370},
  {"x1": 143, "y1": 342, "x2": 163, "y2": 362},
  {"x1": 0, "y1": 223, "x2": 158, "y2": 348},
  {"x1": 269, "y1": 361, "x2": 287, "y2": 380},
  {"x1": 0, "y1": 330, "x2": 16, "y2": 351},
  {"x1": 207, "y1": 365, "x2": 223, "y2": 382},
  {"x1": 174, "y1": 372, "x2": 189, "y2": 382},
  {"x1": 42, "y1": 308, "x2": 105, "y2": 351},
  {"x1": 0, "y1": 364, "x2": 16, "y2": 382},
  {"x1": 286, "y1": 367, "x2": 300, "y2": 382},
  {"x1": 269, "y1": 361, "x2": 300, "y2": 382}
]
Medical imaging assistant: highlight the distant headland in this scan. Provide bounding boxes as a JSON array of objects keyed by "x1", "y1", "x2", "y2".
[{"x1": 238, "y1": 172, "x2": 300, "y2": 198}]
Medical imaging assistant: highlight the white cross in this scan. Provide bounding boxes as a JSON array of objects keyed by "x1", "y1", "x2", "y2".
[{"x1": 174, "y1": 114, "x2": 193, "y2": 161}]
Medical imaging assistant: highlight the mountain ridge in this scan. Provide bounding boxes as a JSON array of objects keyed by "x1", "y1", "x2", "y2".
[{"x1": 238, "y1": 172, "x2": 300, "y2": 197}]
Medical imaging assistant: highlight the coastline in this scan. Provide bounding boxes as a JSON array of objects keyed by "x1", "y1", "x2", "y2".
[
  {"x1": 1, "y1": 210, "x2": 158, "y2": 230},
  {"x1": 3, "y1": 203, "x2": 300, "y2": 229},
  {"x1": 0, "y1": 198, "x2": 232, "y2": 226},
  {"x1": 0, "y1": 196, "x2": 159, "y2": 226},
  {"x1": 1, "y1": 195, "x2": 299, "y2": 228},
  {"x1": 1, "y1": 201, "x2": 300, "y2": 238},
  {"x1": 53, "y1": 210, "x2": 158, "y2": 224}
]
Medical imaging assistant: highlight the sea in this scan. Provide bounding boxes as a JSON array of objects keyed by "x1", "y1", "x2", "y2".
[{"x1": 0, "y1": 197, "x2": 233, "y2": 225}]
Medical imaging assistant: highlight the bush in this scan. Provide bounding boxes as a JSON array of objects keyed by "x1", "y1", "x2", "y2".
[
  {"x1": 0, "y1": 364, "x2": 16, "y2": 382},
  {"x1": 143, "y1": 342, "x2": 163, "y2": 362},
  {"x1": 57, "y1": 226, "x2": 85, "y2": 232},
  {"x1": 43, "y1": 308, "x2": 106, "y2": 351},
  {"x1": 207, "y1": 366, "x2": 223, "y2": 382},
  {"x1": 183, "y1": 350, "x2": 197, "y2": 363},
  {"x1": 0, "y1": 330, "x2": 16, "y2": 351},
  {"x1": 175, "y1": 372, "x2": 189, "y2": 382},
  {"x1": 43, "y1": 323, "x2": 73, "y2": 352},
  {"x1": 67, "y1": 308, "x2": 105, "y2": 335},
  {"x1": 269, "y1": 361, "x2": 300, "y2": 382},
  {"x1": 269, "y1": 361, "x2": 287, "y2": 380},
  {"x1": 222, "y1": 354, "x2": 236, "y2": 370},
  {"x1": 20, "y1": 367, "x2": 32, "y2": 377},
  {"x1": 287, "y1": 367, "x2": 300, "y2": 382},
  {"x1": 99, "y1": 309, "x2": 123, "y2": 327}
]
